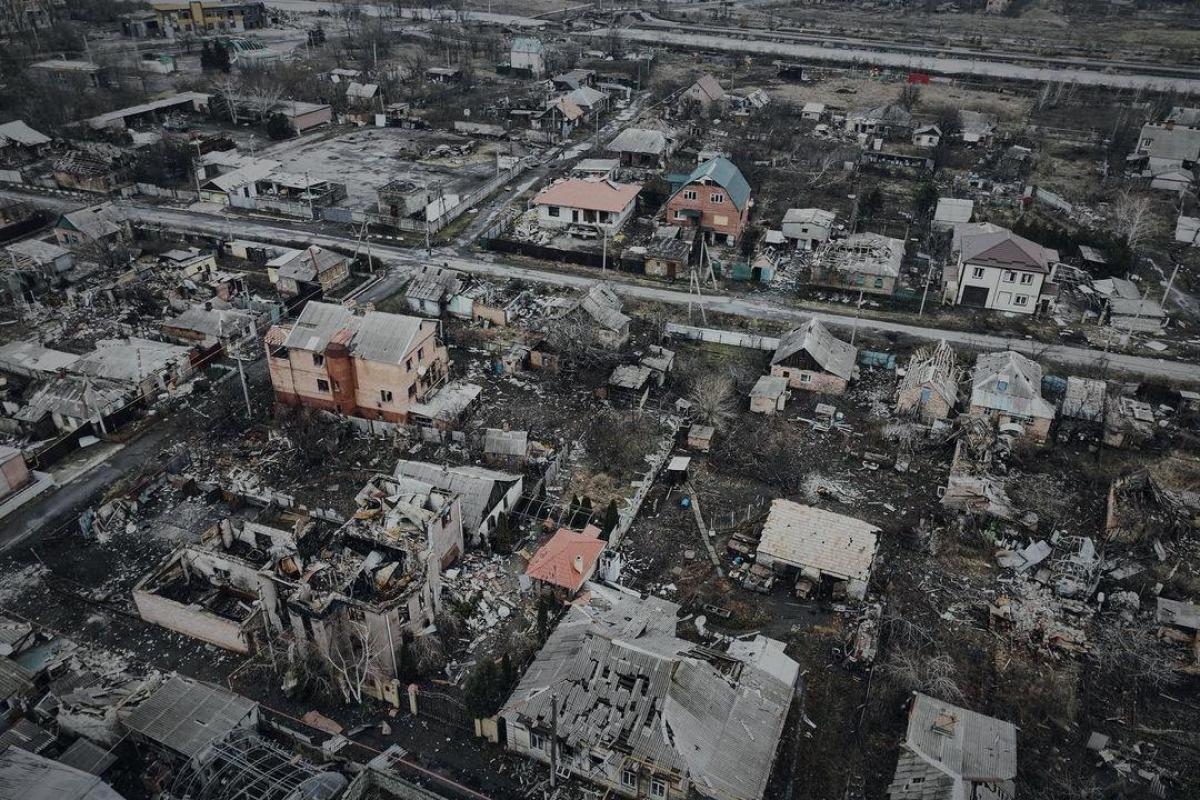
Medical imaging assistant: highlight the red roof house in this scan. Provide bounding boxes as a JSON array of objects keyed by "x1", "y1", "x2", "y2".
[{"x1": 526, "y1": 525, "x2": 607, "y2": 594}]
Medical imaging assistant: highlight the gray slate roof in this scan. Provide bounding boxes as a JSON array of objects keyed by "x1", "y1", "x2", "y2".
[
  {"x1": 887, "y1": 693, "x2": 1017, "y2": 800},
  {"x1": 606, "y1": 127, "x2": 669, "y2": 156},
  {"x1": 577, "y1": 283, "x2": 629, "y2": 332},
  {"x1": 501, "y1": 594, "x2": 796, "y2": 800},
  {"x1": 771, "y1": 319, "x2": 856, "y2": 380},
  {"x1": 283, "y1": 301, "x2": 428, "y2": 365},
  {"x1": 121, "y1": 676, "x2": 256, "y2": 758},
  {"x1": 970, "y1": 350, "x2": 1054, "y2": 420},
  {"x1": 0, "y1": 745, "x2": 125, "y2": 800},
  {"x1": 483, "y1": 428, "x2": 528, "y2": 458},
  {"x1": 275, "y1": 247, "x2": 347, "y2": 282},
  {"x1": 393, "y1": 461, "x2": 520, "y2": 534}
]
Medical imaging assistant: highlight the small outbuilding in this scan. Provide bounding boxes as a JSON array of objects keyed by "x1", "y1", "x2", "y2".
[{"x1": 755, "y1": 499, "x2": 880, "y2": 600}]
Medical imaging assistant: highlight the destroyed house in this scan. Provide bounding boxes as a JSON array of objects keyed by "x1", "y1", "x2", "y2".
[
  {"x1": 563, "y1": 282, "x2": 630, "y2": 350},
  {"x1": 132, "y1": 506, "x2": 331, "y2": 655},
  {"x1": 887, "y1": 693, "x2": 1017, "y2": 800},
  {"x1": 72, "y1": 337, "x2": 195, "y2": 396},
  {"x1": 969, "y1": 351, "x2": 1055, "y2": 443},
  {"x1": 781, "y1": 208, "x2": 835, "y2": 251},
  {"x1": 846, "y1": 103, "x2": 913, "y2": 138},
  {"x1": 770, "y1": 319, "x2": 855, "y2": 395},
  {"x1": 14, "y1": 375, "x2": 128, "y2": 434},
  {"x1": 500, "y1": 594, "x2": 797, "y2": 800},
  {"x1": 755, "y1": 500, "x2": 879, "y2": 600},
  {"x1": 811, "y1": 232, "x2": 905, "y2": 295},
  {"x1": 393, "y1": 460, "x2": 522, "y2": 547},
  {"x1": 483, "y1": 428, "x2": 529, "y2": 470},
  {"x1": 266, "y1": 301, "x2": 450, "y2": 424},
  {"x1": 160, "y1": 305, "x2": 259, "y2": 347},
  {"x1": 896, "y1": 340, "x2": 958, "y2": 422}
]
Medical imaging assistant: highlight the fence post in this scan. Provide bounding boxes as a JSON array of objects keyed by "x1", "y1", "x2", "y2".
[{"x1": 407, "y1": 683, "x2": 419, "y2": 715}]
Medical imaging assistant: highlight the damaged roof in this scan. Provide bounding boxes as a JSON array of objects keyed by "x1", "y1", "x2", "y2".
[
  {"x1": 122, "y1": 676, "x2": 256, "y2": 759},
  {"x1": 275, "y1": 246, "x2": 347, "y2": 282},
  {"x1": 0, "y1": 745, "x2": 125, "y2": 800},
  {"x1": 756, "y1": 500, "x2": 879, "y2": 582},
  {"x1": 73, "y1": 338, "x2": 191, "y2": 384},
  {"x1": 501, "y1": 594, "x2": 796, "y2": 800},
  {"x1": 577, "y1": 282, "x2": 630, "y2": 332},
  {"x1": 970, "y1": 350, "x2": 1055, "y2": 420},
  {"x1": 282, "y1": 301, "x2": 429, "y2": 365},
  {"x1": 771, "y1": 319, "x2": 856, "y2": 380},
  {"x1": 887, "y1": 693, "x2": 1017, "y2": 800},
  {"x1": 483, "y1": 428, "x2": 528, "y2": 458},
  {"x1": 394, "y1": 461, "x2": 520, "y2": 534}
]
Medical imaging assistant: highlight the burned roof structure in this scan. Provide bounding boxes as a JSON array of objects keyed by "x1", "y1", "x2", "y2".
[
  {"x1": 0, "y1": 745, "x2": 125, "y2": 800},
  {"x1": 121, "y1": 676, "x2": 258, "y2": 760}
]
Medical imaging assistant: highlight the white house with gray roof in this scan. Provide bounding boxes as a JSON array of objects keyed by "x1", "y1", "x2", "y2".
[
  {"x1": 947, "y1": 226, "x2": 1058, "y2": 315},
  {"x1": 969, "y1": 350, "x2": 1055, "y2": 443}
]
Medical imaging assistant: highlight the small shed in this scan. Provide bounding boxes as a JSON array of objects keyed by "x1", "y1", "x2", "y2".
[
  {"x1": 688, "y1": 424, "x2": 716, "y2": 452},
  {"x1": 665, "y1": 455, "x2": 691, "y2": 485},
  {"x1": 750, "y1": 375, "x2": 790, "y2": 415}
]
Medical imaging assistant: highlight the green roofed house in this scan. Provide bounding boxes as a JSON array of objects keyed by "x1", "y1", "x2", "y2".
[{"x1": 663, "y1": 156, "x2": 752, "y2": 244}]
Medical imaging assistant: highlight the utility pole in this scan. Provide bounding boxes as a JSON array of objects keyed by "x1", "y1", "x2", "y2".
[
  {"x1": 549, "y1": 692, "x2": 559, "y2": 788},
  {"x1": 849, "y1": 286, "x2": 865, "y2": 346},
  {"x1": 918, "y1": 257, "x2": 937, "y2": 317}
]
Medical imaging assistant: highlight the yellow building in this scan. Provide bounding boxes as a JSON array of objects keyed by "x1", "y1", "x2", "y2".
[{"x1": 150, "y1": 1, "x2": 265, "y2": 36}]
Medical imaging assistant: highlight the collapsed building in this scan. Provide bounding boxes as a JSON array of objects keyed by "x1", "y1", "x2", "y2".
[
  {"x1": 499, "y1": 593, "x2": 797, "y2": 800},
  {"x1": 134, "y1": 474, "x2": 462, "y2": 696}
]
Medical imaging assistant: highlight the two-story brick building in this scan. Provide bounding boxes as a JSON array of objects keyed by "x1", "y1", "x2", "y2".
[
  {"x1": 664, "y1": 157, "x2": 752, "y2": 244},
  {"x1": 265, "y1": 301, "x2": 449, "y2": 423}
]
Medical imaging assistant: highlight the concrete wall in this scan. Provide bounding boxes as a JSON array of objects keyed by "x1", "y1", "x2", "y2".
[{"x1": 132, "y1": 579, "x2": 259, "y2": 655}]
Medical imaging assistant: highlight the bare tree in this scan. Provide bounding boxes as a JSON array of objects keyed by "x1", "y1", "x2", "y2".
[
  {"x1": 247, "y1": 84, "x2": 284, "y2": 123},
  {"x1": 688, "y1": 373, "x2": 736, "y2": 431},
  {"x1": 323, "y1": 617, "x2": 384, "y2": 704},
  {"x1": 1114, "y1": 190, "x2": 1152, "y2": 251},
  {"x1": 212, "y1": 77, "x2": 242, "y2": 124},
  {"x1": 879, "y1": 649, "x2": 965, "y2": 704}
]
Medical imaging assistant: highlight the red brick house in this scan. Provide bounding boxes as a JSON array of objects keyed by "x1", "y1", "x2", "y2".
[{"x1": 663, "y1": 157, "x2": 751, "y2": 244}]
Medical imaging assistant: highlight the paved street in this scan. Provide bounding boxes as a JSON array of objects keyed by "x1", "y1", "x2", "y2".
[{"x1": 114, "y1": 201, "x2": 1200, "y2": 384}]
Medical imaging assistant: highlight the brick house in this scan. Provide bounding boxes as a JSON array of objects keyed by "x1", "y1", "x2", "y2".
[
  {"x1": 274, "y1": 246, "x2": 351, "y2": 299},
  {"x1": 968, "y1": 350, "x2": 1055, "y2": 443},
  {"x1": 769, "y1": 320, "x2": 856, "y2": 395},
  {"x1": 895, "y1": 340, "x2": 958, "y2": 422},
  {"x1": 664, "y1": 157, "x2": 751, "y2": 244},
  {"x1": 265, "y1": 301, "x2": 449, "y2": 423}
]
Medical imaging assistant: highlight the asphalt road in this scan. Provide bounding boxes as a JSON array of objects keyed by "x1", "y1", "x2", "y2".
[{"x1": 108, "y1": 201, "x2": 1200, "y2": 385}]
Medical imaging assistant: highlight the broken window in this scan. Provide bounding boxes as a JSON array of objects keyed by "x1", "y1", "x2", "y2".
[
  {"x1": 408, "y1": 384, "x2": 417, "y2": 399},
  {"x1": 312, "y1": 353, "x2": 325, "y2": 367},
  {"x1": 1013, "y1": 295, "x2": 1029, "y2": 306},
  {"x1": 710, "y1": 192, "x2": 724, "y2": 204},
  {"x1": 996, "y1": 380, "x2": 1008, "y2": 392},
  {"x1": 380, "y1": 389, "x2": 394, "y2": 403},
  {"x1": 530, "y1": 731, "x2": 547, "y2": 751},
  {"x1": 417, "y1": 347, "x2": 424, "y2": 361},
  {"x1": 1003, "y1": 270, "x2": 1016, "y2": 283},
  {"x1": 405, "y1": 358, "x2": 412, "y2": 371},
  {"x1": 971, "y1": 267, "x2": 985, "y2": 279},
  {"x1": 1020, "y1": 273, "x2": 1034, "y2": 285},
  {"x1": 547, "y1": 206, "x2": 560, "y2": 217},
  {"x1": 317, "y1": 379, "x2": 330, "y2": 392}
]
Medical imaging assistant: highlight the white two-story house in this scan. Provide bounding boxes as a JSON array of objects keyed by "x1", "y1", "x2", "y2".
[{"x1": 947, "y1": 226, "x2": 1058, "y2": 316}]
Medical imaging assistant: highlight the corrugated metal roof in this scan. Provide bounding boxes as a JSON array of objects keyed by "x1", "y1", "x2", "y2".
[
  {"x1": 578, "y1": 283, "x2": 629, "y2": 332},
  {"x1": 0, "y1": 121, "x2": 51, "y2": 147},
  {"x1": 606, "y1": 127, "x2": 669, "y2": 155},
  {"x1": 73, "y1": 338, "x2": 191, "y2": 385},
  {"x1": 0, "y1": 717, "x2": 54, "y2": 754},
  {"x1": 756, "y1": 500, "x2": 879, "y2": 581},
  {"x1": 56, "y1": 739, "x2": 117, "y2": 776},
  {"x1": 483, "y1": 428, "x2": 528, "y2": 458},
  {"x1": 121, "y1": 676, "x2": 256, "y2": 758},
  {"x1": 0, "y1": 745, "x2": 125, "y2": 800},
  {"x1": 0, "y1": 657, "x2": 35, "y2": 701},
  {"x1": 282, "y1": 302, "x2": 427, "y2": 366}
]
